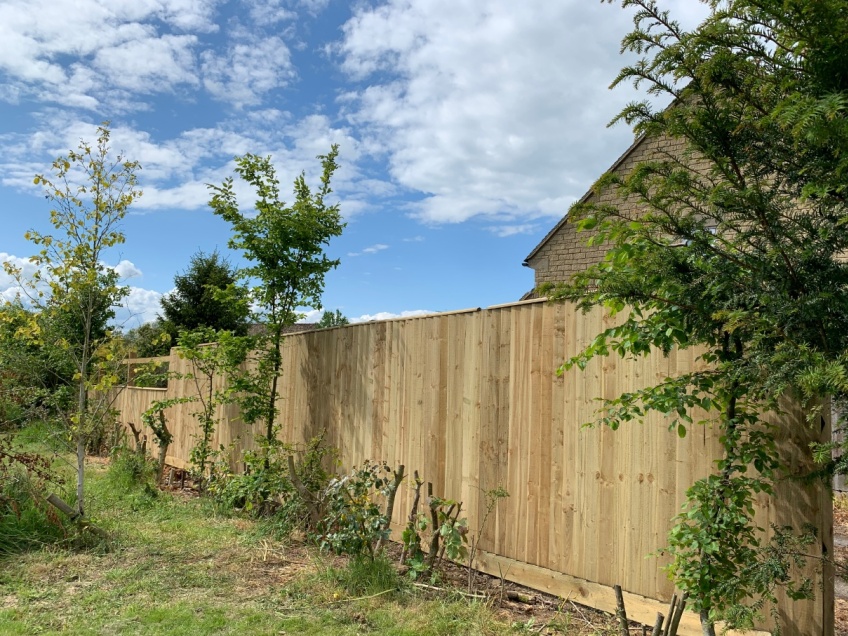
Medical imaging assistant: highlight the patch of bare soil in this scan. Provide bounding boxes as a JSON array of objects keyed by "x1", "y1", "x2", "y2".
[
  {"x1": 836, "y1": 599, "x2": 848, "y2": 636},
  {"x1": 835, "y1": 493, "x2": 848, "y2": 635},
  {"x1": 379, "y1": 541, "x2": 620, "y2": 635}
]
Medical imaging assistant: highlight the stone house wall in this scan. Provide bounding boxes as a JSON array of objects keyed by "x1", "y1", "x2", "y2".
[{"x1": 523, "y1": 133, "x2": 693, "y2": 290}]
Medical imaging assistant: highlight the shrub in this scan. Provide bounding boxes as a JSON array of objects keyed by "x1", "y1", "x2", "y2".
[
  {"x1": 0, "y1": 434, "x2": 70, "y2": 554},
  {"x1": 209, "y1": 435, "x2": 337, "y2": 539},
  {"x1": 106, "y1": 446, "x2": 158, "y2": 494},
  {"x1": 209, "y1": 445, "x2": 294, "y2": 516},
  {"x1": 316, "y1": 460, "x2": 398, "y2": 559}
]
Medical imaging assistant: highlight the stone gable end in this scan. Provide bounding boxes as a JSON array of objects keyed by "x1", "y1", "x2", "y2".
[{"x1": 523, "y1": 134, "x2": 695, "y2": 291}]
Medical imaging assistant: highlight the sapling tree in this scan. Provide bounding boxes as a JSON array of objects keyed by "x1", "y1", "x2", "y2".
[
  {"x1": 208, "y1": 147, "x2": 345, "y2": 461},
  {"x1": 173, "y1": 327, "x2": 249, "y2": 487},
  {"x1": 547, "y1": 1, "x2": 848, "y2": 632},
  {"x1": 2, "y1": 125, "x2": 139, "y2": 519}
]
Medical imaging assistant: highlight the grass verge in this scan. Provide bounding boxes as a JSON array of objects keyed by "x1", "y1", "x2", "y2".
[{"x1": 0, "y1": 453, "x2": 513, "y2": 636}]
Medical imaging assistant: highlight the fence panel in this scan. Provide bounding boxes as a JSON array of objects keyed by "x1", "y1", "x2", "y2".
[{"x1": 116, "y1": 300, "x2": 832, "y2": 635}]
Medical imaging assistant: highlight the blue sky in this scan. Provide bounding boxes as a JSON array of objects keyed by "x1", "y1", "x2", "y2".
[{"x1": 0, "y1": 0, "x2": 708, "y2": 327}]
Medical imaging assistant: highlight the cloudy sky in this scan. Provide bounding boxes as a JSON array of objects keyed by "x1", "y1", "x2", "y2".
[{"x1": 0, "y1": 0, "x2": 709, "y2": 327}]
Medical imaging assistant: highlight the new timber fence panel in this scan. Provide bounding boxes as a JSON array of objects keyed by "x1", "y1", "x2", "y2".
[{"x1": 115, "y1": 301, "x2": 832, "y2": 635}]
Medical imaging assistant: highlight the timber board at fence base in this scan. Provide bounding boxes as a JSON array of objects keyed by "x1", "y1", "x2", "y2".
[
  {"x1": 164, "y1": 455, "x2": 189, "y2": 471},
  {"x1": 470, "y1": 551, "x2": 769, "y2": 636}
]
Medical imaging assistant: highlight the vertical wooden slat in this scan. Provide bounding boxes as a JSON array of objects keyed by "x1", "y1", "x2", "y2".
[
  {"x1": 461, "y1": 311, "x2": 482, "y2": 543},
  {"x1": 534, "y1": 304, "x2": 552, "y2": 568},
  {"x1": 477, "y1": 308, "x2": 498, "y2": 551},
  {"x1": 497, "y1": 308, "x2": 513, "y2": 557}
]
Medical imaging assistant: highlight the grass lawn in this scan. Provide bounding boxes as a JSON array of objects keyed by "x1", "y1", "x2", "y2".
[{"x1": 0, "y1": 430, "x2": 618, "y2": 635}]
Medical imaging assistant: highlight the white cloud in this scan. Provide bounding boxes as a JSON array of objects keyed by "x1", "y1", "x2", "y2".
[
  {"x1": 201, "y1": 32, "x2": 296, "y2": 108},
  {"x1": 0, "y1": 253, "x2": 155, "y2": 323},
  {"x1": 0, "y1": 252, "x2": 39, "y2": 284},
  {"x1": 488, "y1": 224, "x2": 538, "y2": 238},
  {"x1": 92, "y1": 33, "x2": 199, "y2": 93},
  {"x1": 0, "y1": 253, "x2": 43, "y2": 302},
  {"x1": 245, "y1": 0, "x2": 297, "y2": 24},
  {"x1": 0, "y1": 0, "x2": 220, "y2": 110},
  {"x1": 351, "y1": 309, "x2": 433, "y2": 323},
  {"x1": 337, "y1": 0, "x2": 710, "y2": 225},
  {"x1": 116, "y1": 286, "x2": 163, "y2": 329},
  {"x1": 114, "y1": 260, "x2": 143, "y2": 279},
  {"x1": 348, "y1": 243, "x2": 389, "y2": 257},
  {"x1": 297, "y1": 308, "x2": 322, "y2": 323},
  {"x1": 402, "y1": 235, "x2": 424, "y2": 242},
  {"x1": 292, "y1": 0, "x2": 331, "y2": 15},
  {"x1": 0, "y1": 114, "x2": 373, "y2": 215}
]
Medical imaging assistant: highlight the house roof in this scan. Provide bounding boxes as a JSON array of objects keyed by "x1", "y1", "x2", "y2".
[{"x1": 522, "y1": 133, "x2": 648, "y2": 267}]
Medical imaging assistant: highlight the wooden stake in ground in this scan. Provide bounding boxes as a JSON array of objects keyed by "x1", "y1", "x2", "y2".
[
  {"x1": 400, "y1": 470, "x2": 424, "y2": 565},
  {"x1": 650, "y1": 613, "x2": 664, "y2": 636},
  {"x1": 613, "y1": 585, "x2": 629, "y2": 636},
  {"x1": 667, "y1": 593, "x2": 688, "y2": 636},
  {"x1": 663, "y1": 594, "x2": 678, "y2": 635},
  {"x1": 46, "y1": 493, "x2": 109, "y2": 540},
  {"x1": 375, "y1": 464, "x2": 404, "y2": 554}
]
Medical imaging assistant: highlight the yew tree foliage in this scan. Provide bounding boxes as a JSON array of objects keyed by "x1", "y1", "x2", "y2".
[
  {"x1": 208, "y1": 147, "x2": 344, "y2": 452},
  {"x1": 159, "y1": 250, "x2": 249, "y2": 343},
  {"x1": 547, "y1": 1, "x2": 848, "y2": 631}
]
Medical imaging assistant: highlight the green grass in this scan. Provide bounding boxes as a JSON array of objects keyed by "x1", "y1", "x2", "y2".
[
  {"x1": 11, "y1": 419, "x2": 71, "y2": 454},
  {"x1": 0, "y1": 447, "x2": 514, "y2": 636}
]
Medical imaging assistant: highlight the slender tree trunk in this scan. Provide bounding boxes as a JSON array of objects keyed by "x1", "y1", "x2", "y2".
[
  {"x1": 75, "y1": 433, "x2": 85, "y2": 518},
  {"x1": 264, "y1": 324, "x2": 284, "y2": 469},
  {"x1": 266, "y1": 365, "x2": 279, "y2": 445},
  {"x1": 695, "y1": 334, "x2": 741, "y2": 636},
  {"x1": 75, "y1": 333, "x2": 90, "y2": 518},
  {"x1": 700, "y1": 610, "x2": 716, "y2": 636},
  {"x1": 154, "y1": 410, "x2": 171, "y2": 483}
]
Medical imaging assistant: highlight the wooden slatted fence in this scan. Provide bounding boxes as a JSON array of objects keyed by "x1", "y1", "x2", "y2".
[{"x1": 112, "y1": 299, "x2": 833, "y2": 636}]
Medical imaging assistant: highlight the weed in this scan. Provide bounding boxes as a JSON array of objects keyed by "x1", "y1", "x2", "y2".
[
  {"x1": 13, "y1": 420, "x2": 68, "y2": 454},
  {"x1": 0, "y1": 466, "x2": 71, "y2": 555},
  {"x1": 317, "y1": 461, "x2": 395, "y2": 558},
  {"x1": 106, "y1": 447, "x2": 158, "y2": 493},
  {"x1": 331, "y1": 553, "x2": 404, "y2": 597}
]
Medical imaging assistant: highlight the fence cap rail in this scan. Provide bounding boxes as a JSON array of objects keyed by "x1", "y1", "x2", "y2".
[
  {"x1": 125, "y1": 356, "x2": 170, "y2": 365},
  {"x1": 299, "y1": 306, "x2": 483, "y2": 329},
  {"x1": 120, "y1": 385, "x2": 167, "y2": 392},
  {"x1": 486, "y1": 297, "x2": 548, "y2": 310}
]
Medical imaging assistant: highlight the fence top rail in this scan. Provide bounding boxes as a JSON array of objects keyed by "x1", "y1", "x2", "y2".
[
  {"x1": 283, "y1": 299, "x2": 555, "y2": 334},
  {"x1": 125, "y1": 356, "x2": 170, "y2": 365},
  {"x1": 120, "y1": 385, "x2": 168, "y2": 393},
  {"x1": 486, "y1": 297, "x2": 548, "y2": 310}
]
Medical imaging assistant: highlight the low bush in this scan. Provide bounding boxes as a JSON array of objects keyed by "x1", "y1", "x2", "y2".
[
  {"x1": 317, "y1": 461, "x2": 395, "y2": 559},
  {"x1": 0, "y1": 434, "x2": 71, "y2": 554},
  {"x1": 209, "y1": 435, "x2": 337, "y2": 537},
  {"x1": 209, "y1": 444, "x2": 294, "y2": 516},
  {"x1": 105, "y1": 446, "x2": 159, "y2": 498}
]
